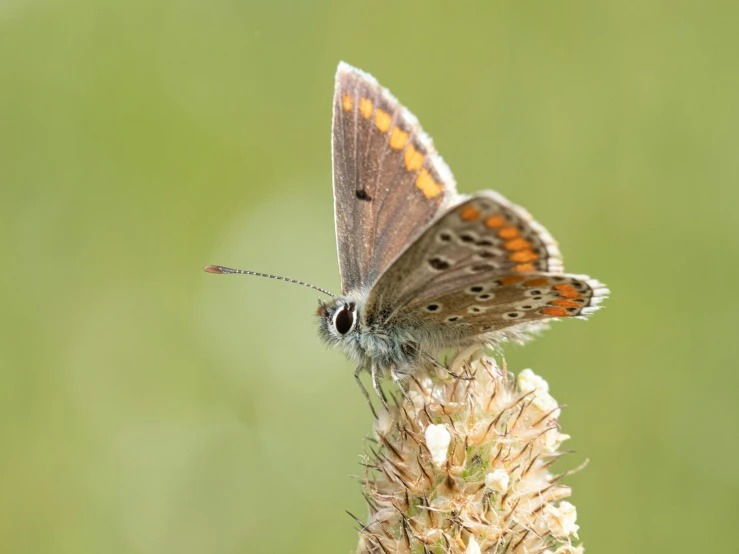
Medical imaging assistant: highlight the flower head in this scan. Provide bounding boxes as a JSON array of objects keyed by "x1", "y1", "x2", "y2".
[{"x1": 355, "y1": 350, "x2": 585, "y2": 553}]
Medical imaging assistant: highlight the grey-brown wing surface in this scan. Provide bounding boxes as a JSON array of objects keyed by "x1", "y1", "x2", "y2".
[{"x1": 332, "y1": 62, "x2": 458, "y2": 294}]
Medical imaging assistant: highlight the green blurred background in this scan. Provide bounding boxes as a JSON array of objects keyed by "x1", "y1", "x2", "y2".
[{"x1": 2, "y1": 1, "x2": 738, "y2": 552}]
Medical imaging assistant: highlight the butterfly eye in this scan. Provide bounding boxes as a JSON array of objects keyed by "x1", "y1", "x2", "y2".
[{"x1": 333, "y1": 305, "x2": 356, "y2": 335}]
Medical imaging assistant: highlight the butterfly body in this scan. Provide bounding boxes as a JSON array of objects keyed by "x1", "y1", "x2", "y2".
[{"x1": 317, "y1": 294, "x2": 475, "y2": 372}]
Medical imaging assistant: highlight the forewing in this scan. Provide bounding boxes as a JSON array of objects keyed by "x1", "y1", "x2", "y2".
[
  {"x1": 364, "y1": 192, "x2": 566, "y2": 322},
  {"x1": 332, "y1": 62, "x2": 458, "y2": 294}
]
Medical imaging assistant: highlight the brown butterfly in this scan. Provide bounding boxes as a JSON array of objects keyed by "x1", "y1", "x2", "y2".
[{"x1": 207, "y1": 63, "x2": 608, "y2": 413}]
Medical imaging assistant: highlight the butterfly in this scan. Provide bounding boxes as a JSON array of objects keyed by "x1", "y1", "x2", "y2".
[{"x1": 206, "y1": 62, "x2": 608, "y2": 413}]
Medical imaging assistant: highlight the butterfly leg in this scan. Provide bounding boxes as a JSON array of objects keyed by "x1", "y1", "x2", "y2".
[
  {"x1": 422, "y1": 352, "x2": 473, "y2": 381},
  {"x1": 371, "y1": 363, "x2": 391, "y2": 415},
  {"x1": 354, "y1": 365, "x2": 378, "y2": 419},
  {"x1": 390, "y1": 365, "x2": 418, "y2": 418}
]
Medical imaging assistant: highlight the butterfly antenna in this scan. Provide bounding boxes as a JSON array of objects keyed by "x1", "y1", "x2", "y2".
[{"x1": 204, "y1": 265, "x2": 337, "y2": 299}]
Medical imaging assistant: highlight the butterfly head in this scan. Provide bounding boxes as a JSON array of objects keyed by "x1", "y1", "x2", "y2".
[
  {"x1": 317, "y1": 297, "x2": 359, "y2": 340},
  {"x1": 316, "y1": 293, "x2": 410, "y2": 369}
]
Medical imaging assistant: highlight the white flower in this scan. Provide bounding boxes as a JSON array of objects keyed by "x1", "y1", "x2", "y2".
[
  {"x1": 466, "y1": 536, "x2": 481, "y2": 554},
  {"x1": 542, "y1": 431, "x2": 571, "y2": 453},
  {"x1": 519, "y1": 368, "x2": 559, "y2": 414},
  {"x1": 518, "y1": 368, "x2": 549, "y2": 394},
  {"x1": 532, "y1": 390, "x2": 559, "y2": 413},
  {"x1": 425, "y1": 424, "x2": 451, "y2": 466},
  {"x1": 485, "y1": 469, "x2": 510, "y2": 492},
  {"x1": 545, "y1": 501, "x2": 580, "y2": 538}
]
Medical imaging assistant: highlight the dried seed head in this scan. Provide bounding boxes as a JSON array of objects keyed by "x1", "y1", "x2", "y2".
[{"x1": 355, "y1": 350, "x2": 585, "y2": 554}]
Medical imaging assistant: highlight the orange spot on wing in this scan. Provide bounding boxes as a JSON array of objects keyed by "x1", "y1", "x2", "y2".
[
  {"x1": 504, "y1": 238, "x2": 532, "y2": 251},
  {"x1": 558, "y1": 290, "x2": 582, "y2": 299},
  {"x1": 515, "y1": 263, "x2": 536, "y2": 272},
  {"x1": 554, "y1": 283, "x2": 582, "y2": 299},
  {"x1": 341, "y1": 93, "x2": 353, "y2": 112},
  {"x1": 389, "y1": 127, "x2": 409, "y2": 150},
  {"x1": 375, "y1": 109, "x2": 391, "y2": 132},
  {"x1": 404, "y1": 144, "x2": 424, "y2": 171},
  {"x1": 415, "y1": 168, "x2": 443, "y2": 199},
  {"x1": 509, "y1": 249, "x2": 538, "y2": 263},
  {"x1": 484, "y1": 215, "x2": 506, "y2": 228},
  {"x1": 359, "y1": 97, "x2": 373, "y2": 119},
  {"x1": 541, "y1": 307, "x2": 568, "y2": 317},
  {"x1": 551, "y1": 299, "x2": 580, "y2": 308},
  {"x1": 498, "y1": 226, "x2": 520, "y2": 239},
  {"x1": 523, "y1": 278, "x2": 549, "y2": 287},
  {"x1": 460, "y1": 205, "x2": 481, "y2": 221},
  {"x1": 499, "y1": 275, "x2": 525, "y2": 285}
]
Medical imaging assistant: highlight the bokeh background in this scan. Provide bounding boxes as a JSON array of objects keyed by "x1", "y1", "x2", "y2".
[{"x1": 2, "y1": 1, "x2": 738, "y2": 552}]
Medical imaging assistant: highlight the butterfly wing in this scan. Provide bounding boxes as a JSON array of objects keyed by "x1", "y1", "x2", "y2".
[
  {"x1": 332, "y1": 62, "x2": 458, "y2": 295},
  {"x1": 400, "y1": 271, "x2": 608, "y2": 342},
  {"x1": 363, "y1": 192, "x2": 607, "y2": 341}
]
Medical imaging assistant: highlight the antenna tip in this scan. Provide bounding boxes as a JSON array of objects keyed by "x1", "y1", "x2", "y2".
[{"x1": 204, "y1": 265, "x2": 226, "y2": 274}]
